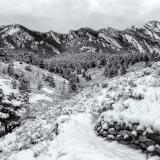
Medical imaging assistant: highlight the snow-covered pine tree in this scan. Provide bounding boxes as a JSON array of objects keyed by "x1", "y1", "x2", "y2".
[
  {"x1": 120, "y1": 64, "x2": 127, "y2": 76},
  {"x1": 18, "y1": 73, "x2": 31, "y2": 94},
  {"x1": 0, "y1": 90, "x2": 21, "y2": 133},
  {"x1": 7, "y1": 62, "x2": 15, "y2": 77}
]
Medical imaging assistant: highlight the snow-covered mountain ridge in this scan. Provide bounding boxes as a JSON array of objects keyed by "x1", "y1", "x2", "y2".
[{"x1": 1, "y1": 21, "x2": 160, "y2": 56}]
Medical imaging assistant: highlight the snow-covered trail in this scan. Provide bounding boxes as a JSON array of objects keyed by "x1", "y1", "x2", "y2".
[{"x1": 38, "y1": 114, "x2": 146, "y2": 160}]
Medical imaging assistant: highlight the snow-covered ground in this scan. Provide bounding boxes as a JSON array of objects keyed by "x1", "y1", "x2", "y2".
[
  {"x1": 1, "y1": 62, "x2": 160, "y2": 159},
  {"x1": 30, "y1": 94, "x2": 53, "y2": 103},
  {"x1": 0, "y1": 78, "x2": 18, "y2": 95},
  {"x1": 9, "y1": 114, "x2": 146, "y2": 160},
  {"x1": 95, "y1": 63, "x2": 160, "y2": 131}
]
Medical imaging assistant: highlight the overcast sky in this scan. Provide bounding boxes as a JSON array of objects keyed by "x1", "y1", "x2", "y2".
[{"x1": 0, "y1": 0, "x2": 160, "y2": 33}]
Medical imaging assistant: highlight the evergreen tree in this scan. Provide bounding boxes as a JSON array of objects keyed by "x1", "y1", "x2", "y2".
[
  {"x1": 69, "y1": 79, "x2": 77, "y2": 92},
  {"x1": 82, "y1": 71, "x2": 86, "y2": 78},
  {"x1": 37, "y1": 80, "x2": 43, "y2": 90},
  {"x1": 18, "y1": 74, "x2": 31, "y2": 94},
  {"x1": 0, "y1": 90, "x2": 21, "y2": 133},
  {"x1": 7, "y1": 62, "x2": 14, "y2": 77},
  {"x1": 11, "y1": 79, "x2": 17, "y2": 89},
  {"x1": 120, "y1": 65, "x2": 127, "y2": 76},
  {"x1": 60, "y1": 80, "x2": 68, "y2": 99},
  {"x1": 39, "y1": 59, "x2": 44, "y2": 69},
  {"x1": 0, "y1": 89, "x2": 4, "y2": 102}
]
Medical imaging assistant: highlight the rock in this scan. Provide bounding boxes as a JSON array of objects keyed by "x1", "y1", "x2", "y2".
[
  {"x1": 115, "y1": 123, "x2": 126, "y2": 130},
  {"x1": 119, "y1": 140, "x2": 131, "y2": 145},
  {"x1": 99, "y1": 129, "x2": 104, "y2": 136},
  {"x1": 146, "y1": 127, "x2": 154, "y2": 134},
  {"x1": 116, "y1": 135, "x2": 124, "y2": 141},
  {"x1": 131, "y1": 130, "x2": 137, "y2": 136},
  {"x1": 137, "y1": 125, "x2": 145, "y2": 135},
  {"x1": 119, "y1": 130, "x2": 131, "y2": 136},
  {"x1": 108, "y1": 128, "x2": 117, "y2": 135},
  {"x1": 108, "y1": 122, "x2": 115, "y2": 128},
  {"x1": 139, "y1": 135, "x2": 156, "y2": 146},
  {"x1": 100, "y1": 120, "x2": 105, "y2": 125},
  {"x1": 124, "y1": 135, "x2": 133, "y2": 141},
  {"x1": 147, "y1": 145, "x2": 155, "y2": 152},
  {"x1": 132, "y1": 124, "x2": 138, "y2": 131},
  {"x1": 133, "y1": 140, "x2": 139, "y2": 145},
  {"x1": 146, "y1": 133, "x2": 160, "y2": 143},
  {"x1": 120, "y1": 123, "x2": 126, "y2": 130},
  {"x1": 140, "y1": 142, "x2": 147, "y2": 150},
  {"x1": 129, "y1": 144, "x2": 141, "y2": 150},
  {"x1": 115, "y1": 124, "x2": 121, "y2": 131},
  {"x1": 102, "y1": 131, "x2": 108, "y2": 137},
  {"x1": 127, "y1": 124, "x2": 133, "y2": 131},
  {"x1": 97, "y1": 126, "x2": 102, "y2": 132},
  {"x1": 102, "y1": 122, "x2": 109, "y2": 131},
  {"x1": 155, "y1": 145, "x2": 160, "y2": 155},
  {"x1": 107, "y1": 135, "x2": 115, "y2": 140}
]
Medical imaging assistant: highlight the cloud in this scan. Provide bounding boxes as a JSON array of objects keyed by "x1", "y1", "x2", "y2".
[{"x1": 0, "y1": 0, "x2": 160, "y2": 32}]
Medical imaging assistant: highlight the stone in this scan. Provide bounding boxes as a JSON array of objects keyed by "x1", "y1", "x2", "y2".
[
  {"x1": 99, "y1": 129, "x2": 104, "y2": 136},
  {"x1": 146, "y1": 132, "x2": 160, "y2": 143},
  {"x1": 97, "y1": 126, "x2": 102, "y2": 132},
  {"x1": 107, "y1": 135, "x2": 115, "y2": 140},
  {"x1": 129, "y1": 144, "x2": 141, "y2": 150},
  {"x1": 124, "y1": 135, "x2": 133, "y2": 141},
  {"x1": 109, "y1": 128, "x2": 117, "y2": 135},
  {"x1": 140, "y1": 142, "x2": 147, "y2": 150},
  {"x1": 108, "y1": 122, "x2": 115, "y2": 128},
  {"x1": 132, "y1": 124, "x2": 138, "y2": 131},
  {"x1": 119, "y1": 140, "x2": 131, "y2": 145},
  {"x1": 137, "y1": 125, "x2": 145, "y2": 135},
  {"x1": 146, "y1": 127, "x2": 154, "y2": 134},
  {"x1": 102, "y1": 122, "x2": 109, "y2": 131},
  {"x1": 119, "y1": 130, "x2": 131, "y2": 136},
  {"x1": 115, "y1": 124, "x2": 121, "y2": 131},
  {"x1": 102, "y1": 131, "x2": 108, "y2": 137},
  {"x1": 133, "y1": 140, "x2": 139, "y2": 145},
  {"x1": 116, "y1": 135, "x2": 124, "y2": 141},
  {"x1": 127, "y1": 124, "x2": 133, "y2": 131},
  {"x1": 155, "y1": 145, "x2": 160, "y2": 155},
  {"x1": 147, "y1": 145, "x2": 155, "y2": 152},
  {"x1": 131, "y1": 130, "x2": 137, "y2": 136},
  {"x1": 137, "y1": 129, "x2": 144, "y2": 135},
  {"x1": 139, "y1": 135, "x2": 156, "y2": 146}
]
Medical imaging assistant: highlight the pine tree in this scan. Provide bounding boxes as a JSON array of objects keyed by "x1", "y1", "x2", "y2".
[
  {"x1": 82, "y1": 71, "x2": 86, "y2": 78},
  {"x1": 18, "y1": 74, "x2": 31, "y2": 94},
  {"x1": 69, "y1": 79, "x2": 77, "y2": 92},
  {"x1": 7, "y1": 62, "x2": 14, "y2": 77},
  {"x1": 104, "y1": 65, "x2": 109, "y2": 77},
  {"x1": 11, "y1": 79, "x2": 17, "y2": 89},
  {"x1": 0, "y1": 89, "x2": 4, "y2": 102},
  {"x1": 0, "y1": 90, "x2": 21, "y2": 133},
  {"x1": 108, "y1": 67, "x2": 114, "y2": 78},
  {"x1": 37, "y1": 80, "x2": 43, "y2": 90},
  {"x1": 120, "y1": 65, "x2": 127, "y2": 76},
  {"x1": 60, "y1": 80, "x2": 68, "y2": 99},
  {"x1": 39, "y1": 59, "x2": 45, "y2": 69},
  {"x1": 49, "y1": 77, "x2": 55, "y2": 88}
]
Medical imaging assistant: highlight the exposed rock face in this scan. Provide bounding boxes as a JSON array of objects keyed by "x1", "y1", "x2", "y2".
[
  {"x1": 95, "y1": 117, "x2": 160, "y2": 157},
  {"x1": 1, "y1": 21, "x2": 160, "y2": 56}
]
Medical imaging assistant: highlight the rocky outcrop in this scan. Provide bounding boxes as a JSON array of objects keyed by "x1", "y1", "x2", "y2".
[{"x1": 95, "y1": 118, "x2": 160, "y2": 158}]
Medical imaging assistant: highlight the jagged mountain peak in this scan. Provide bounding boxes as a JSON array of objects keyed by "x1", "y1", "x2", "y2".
[
  {"x1": 144, "y1": 20, "x2": 160, "y2": 32},
  {"x1": 0, "y1": 21, "x2": 160, "y2": 57}
]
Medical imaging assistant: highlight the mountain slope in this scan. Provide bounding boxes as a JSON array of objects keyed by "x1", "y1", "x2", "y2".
[{"x1": 0, "y1": 21, "x2": 160, "y2": 57}]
